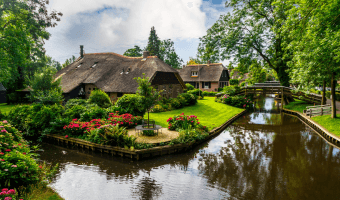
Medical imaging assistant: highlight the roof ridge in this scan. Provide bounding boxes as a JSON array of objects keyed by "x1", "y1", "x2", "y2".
[
  {"x1": 186, "y1": 63, "x2": 223, "y2": 66},
  {"x1": 84, "y1": 52, "x2": 143, "y2": 59}
]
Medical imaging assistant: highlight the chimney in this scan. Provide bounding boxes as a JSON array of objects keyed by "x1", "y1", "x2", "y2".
[
  {"x1": 80, "y1": 45, "x2": 84, "y2": 58},
  {"x1": 143, "y1": 51, "x2": 150, "y2": 58},
  {"x1": 182, "y1": 65, "x2": 185, "y2": 68}
]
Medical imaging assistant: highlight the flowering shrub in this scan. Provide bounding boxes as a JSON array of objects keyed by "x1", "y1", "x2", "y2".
[
  {"x1": 151, "y1": 105, "x2": 165, "y2": 113},
  {"x1": 107, "y1": 112, "x2": 142, "y2": 129},
  {"x1": 221, "y1": 95, "x2": 253, "y2": 109},
  {"x1": 63, "y1": 119, "x2": 106, "y2": 137},
  {"x1": 171, "y1": 128, "x2": 208, "y2": 144},
  {"x1": 0, "y1": 121, "x2": 41, "y2": 188},
  {"x1": 167, "y1": 113, "x2": 208, "y2": 132},
  {"x1": 0, "y1": 188, "x2": 21, "y2": 200},
  {"x1": 87, "y1": 125, "x2": 136, "y2": 148}
]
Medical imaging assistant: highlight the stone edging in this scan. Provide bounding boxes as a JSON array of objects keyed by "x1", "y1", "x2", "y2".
[
  {"x1": 45, "y1": 110, "x2": 247, "y2": 160},
  {"x1": 282, "y1": 108, "x2": 340, "y2": 146}
]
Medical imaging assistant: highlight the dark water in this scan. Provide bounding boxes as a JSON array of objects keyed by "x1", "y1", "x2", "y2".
[{"x1": 39, "y1": 96, "x2": 340, "y2": 200}]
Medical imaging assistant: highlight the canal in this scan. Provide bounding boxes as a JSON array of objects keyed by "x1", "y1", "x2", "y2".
[{"x1": 39, "y1": 96, "x2": 340, "y2": 200}]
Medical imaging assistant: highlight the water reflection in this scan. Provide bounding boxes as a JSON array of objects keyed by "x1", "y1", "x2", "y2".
[{"x1": 40, "y1": 96, "x2": 340, "y2": 200}]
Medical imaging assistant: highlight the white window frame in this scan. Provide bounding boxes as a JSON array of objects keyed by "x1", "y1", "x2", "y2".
[{"x1": 191, "y1": 71, "x2": 198, "y2": 76}]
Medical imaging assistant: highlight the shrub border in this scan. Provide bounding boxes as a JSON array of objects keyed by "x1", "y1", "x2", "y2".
[
  {"x1": 45, "y1": 110, "x2": 247, "y2": 160},
  {"x1": 282, "y1": 108, "x2": 340, "y2": 147}
]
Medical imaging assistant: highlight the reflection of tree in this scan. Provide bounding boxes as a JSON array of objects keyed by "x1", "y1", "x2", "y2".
[
  {"x1": 132, "y1": 176, "x2": 162, "y2": 199},
  {"x1": 198, "y1": 121, "x2": 340, "y2": 200}
]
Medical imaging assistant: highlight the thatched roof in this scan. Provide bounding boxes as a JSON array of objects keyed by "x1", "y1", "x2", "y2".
[
  {"x1": 55, "y1": 53, "x2": 184, "y2": 93},
  {"x1": 0, "y1": 83, "x2": 6, "y2": 91},
  {"x1": 178, "y1": 63, "x2": 229, "y2": 82}
]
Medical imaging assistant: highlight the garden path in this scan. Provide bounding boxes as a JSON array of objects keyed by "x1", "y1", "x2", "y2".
[{"x1": 127, "y1": 128, "x2": 179, "y2": 144}]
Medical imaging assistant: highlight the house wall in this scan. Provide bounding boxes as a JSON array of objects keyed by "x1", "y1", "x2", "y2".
[
  {"x1": 85, "y1": 84, "x2": 97, "y2": 99},
  {"x1": 156, "y1": 84, "x2": 183, "y2": 99},
  {"x1": 184, "y1": 81, "x2": 219, "y2": 92},
  {"x1": 0, "y1": 91, "x2": 6, "y2": 103}
]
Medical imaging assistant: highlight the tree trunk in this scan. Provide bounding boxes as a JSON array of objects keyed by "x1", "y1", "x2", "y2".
[
  {"x1": 322, "y1": 80, "x2": 326, "y2": 105},
  {"x1": 331, "y1": 72, "x2": 337, "y2": 118}
]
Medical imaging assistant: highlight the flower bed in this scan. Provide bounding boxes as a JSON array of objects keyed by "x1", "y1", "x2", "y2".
[{"x1": 218, "y1": 95, "x2": 253, "y2": 109}]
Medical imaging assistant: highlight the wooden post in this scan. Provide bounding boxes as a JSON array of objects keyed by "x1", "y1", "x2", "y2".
[
  {"x1": 281, "y1": 87, "x2": 284, "y2": 110},
  {"x1": 321, "y1": 107, "x2": 323, "y2": 116}
]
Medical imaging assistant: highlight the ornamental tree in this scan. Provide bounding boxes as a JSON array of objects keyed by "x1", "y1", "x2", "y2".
[{"x1": 134, "y1": 73, "x2": 161, "y2": 126}]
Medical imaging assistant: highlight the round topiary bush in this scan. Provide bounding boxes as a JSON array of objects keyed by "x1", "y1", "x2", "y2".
[{"x1": 88, "y1": 89, "x2": 112, "y2": 108}]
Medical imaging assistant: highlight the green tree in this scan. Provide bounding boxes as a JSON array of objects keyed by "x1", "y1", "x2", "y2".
[
  {"x1": 159, "y1": 39, "x2": 183, "y2": 69},
  {"x1": 146, "y1": 26, "x2": 160, "y2": 57},
  {"x1": 134, "y1": 73, "x2": 160, "y2": 126},
  {"x1": 123, "y1": 45, "x2": 143, "y2": 57},
  {"x1": 197, "y1": 0, "x2": 293, "y2": 86},
  {"x1": 281, "y1": 0, "x2": 340, "y2": 117},
  {"x1": 0, "y1": 0, "x2": 63, "y2": 94},
  {"x1": 62, "y1": 55, "x2": 76, "y2": 68},
  {"x1": 28, "y1": 66, "x2": 63, "y2": 104},
  {"x1": 246, "y1": 60, "x2": 267, "y2": 85}
]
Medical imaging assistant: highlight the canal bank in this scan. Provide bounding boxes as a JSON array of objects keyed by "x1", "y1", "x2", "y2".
[{"x1": 40, "y1": 95, "x2": 340, "y2": 200}]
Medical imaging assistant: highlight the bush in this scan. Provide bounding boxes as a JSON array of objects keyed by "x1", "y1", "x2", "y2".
[
  {"x1": 221, "y1": 95, "x2": 253, "y2": 109},
  {"x1": 229, "y1": 79, "x2": 239, "y2": 85},
  {"x1": 187, "y1": 89, "x2": 203, "y2": 98},
  {"x1": 63, "y1": 105, "x2": 86, "y2": 120},
  {"x1": 87, "y1": 125, "x2": 136, "y2": 148},
  {"x1": 223, "y1": 85, "x2": 241, "y2": 96},
  {"x1": 178, "y1": 93, "x2": 197, "y2": 106},
  {"x1": 218, "y1": 88, "x2": 223, "y2": 92},
  {"x1": 88, "y1": 89, "x2": 112, "y2": 108},
  {"x1": 80, "y1": 106, "x2": 108, "y2": 122},
  {"x1": 170, "y1": 98, "x2": 181, "y2": 109},
  {"x1": 0, "y1": 120, "x2": 41, "y2": 188},
  {"x1": 115, "y1": 94, "x2": 146, "y2": 116},
  {"x1": 64, "y1": 99, "x2": 87, "y2": 110},
  {"x1": 240, "y1": 82, "x2": 246, "y2": 87},
  {"x1": 167, "y1": 113, "x2": 207, "y2": 131},
  {"x1": 151, "y1": 104, "x2": 165, "y2": 113},
  {"x1": 185, "y1": 83, "x2": 195, "y2": 91},
  {"x1": 202, "y1": 91, "x2": 217, "y2": 96},
  {"x1": 171, "y1": 128, "x2": 208, "y2": 144}
]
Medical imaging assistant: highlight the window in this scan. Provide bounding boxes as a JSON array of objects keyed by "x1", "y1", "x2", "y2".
[
  {"x1": 91, "y1": 63, "x2": 97, "y2": 68},
  {"x1": 117, "y1": 92, "x2": 123, "y2": 97},
  {"x1": 201, "y1": 82, "x2": 211, "y2": 89},
  {"x1": 89, "y1": 88, "x2": 91, "y2": 90},
  {"x1": 191, "y1": 71, "x2": 198, "y2": 76}
]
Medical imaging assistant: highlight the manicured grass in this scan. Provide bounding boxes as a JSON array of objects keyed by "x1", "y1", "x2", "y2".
[
  {"x1": 284, "y1": 99, "x2": 313, "y2": 113},
  {"x1": 0, "y1": 103, "x2": 17, "y2": 114},
  {"x1": 312, "y1": 114, "x2": 340, "y2": 137},
  {"x1": 145, "y1": 97, "x2": 244, "y2": 130}
]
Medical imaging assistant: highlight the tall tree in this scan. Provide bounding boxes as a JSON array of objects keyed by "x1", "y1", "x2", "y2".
[
  {"x1": 0, "y1": 0, "x2": 63, "y2": 94},
  {"x1": 146, "y1": 26, "x2": 160, "y2": 57},
  {"x1": 281, "y1": 0, "x2": 340, "y2": 117},
  {"x1": 123, "y1": 45, "x2": 143, "y2": 57},
  {"x1": 197, "y1": 0, "x2": 293, "y2": 86},
  {"x1": 159, "y1": 39, "x2": 183, "y2": 69},
  {"x1": 62, "y1": 55, "x2": 76, "y2": 68}
]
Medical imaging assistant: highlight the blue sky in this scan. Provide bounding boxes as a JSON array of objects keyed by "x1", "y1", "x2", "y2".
[{"x1": 44, "y1": 0, "x2": 231, "y2": 66}]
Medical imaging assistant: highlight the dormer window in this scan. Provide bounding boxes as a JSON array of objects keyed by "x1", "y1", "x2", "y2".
[
  {"x1": 76, "y1": 64, "x2": 81, "y2": 68},
  {"x1": 191, "y1": 71, "x2": 198, "y2": 77},
  {"x1": 120, "y1": 69, "x2": 124, "y2": 75},
  {"x1": 125, "y1": 68, "x2": 130, "y2": 74},
  {"x1": 91, "y1": 62, "x2": 98, "y2": 68}
]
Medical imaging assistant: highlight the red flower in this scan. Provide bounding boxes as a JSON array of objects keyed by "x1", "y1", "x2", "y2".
[
  {"x1": 0, "y1": 152, "x2": 4, "y2": 155},
  {"x1": 5, "y1": 149, "x2": 11, "y2": 152},
  {"x1": 18, "y1": 144, "x2": 22, "y2": 146},
  {"x1": 23, "y1": 152, "x2": 26, "y2": 155},
  {"x1": 65, "y1": 135, "x2": 69, "y2": 138},
  {"x1": 39, "y1": 166, "x2": 42, "y2": 169},
  {"x1": 0, "y1": 159, "x2": 4, "y2": 161}
]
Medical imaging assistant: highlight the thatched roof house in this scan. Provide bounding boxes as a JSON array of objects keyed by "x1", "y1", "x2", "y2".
[
  {"x1": 0, "y1": 82, "x2": 6, "y2": 104},
  {"x1": 178, "y1": 62, "x2": 230, "y2": 92},
  {"x1": 55, "y1": 46, "x2": 186, "y2": 101}
]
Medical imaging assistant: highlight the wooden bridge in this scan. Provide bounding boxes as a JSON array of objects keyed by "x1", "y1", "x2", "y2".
[{"x1": 235, "y1": 82, "x2": 322, "y2": 108}]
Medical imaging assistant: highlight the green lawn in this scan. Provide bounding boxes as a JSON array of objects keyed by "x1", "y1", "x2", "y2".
[
  {"x1": 145, "y1": 97, "x2": 244, "y2": 130},
  {"x1": 284, "y1": 99, "x2": 313, "y2": 113},
  {"x1": 312, "y1": 114, "x2": 340, "y2": 137},
  {"x1": 0, "y1": 103, "x2": 16, "y2": 114}
]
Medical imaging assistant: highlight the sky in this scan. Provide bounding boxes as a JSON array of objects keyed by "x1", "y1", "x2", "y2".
[{"x1": 44, "y1": 0, "x2": 231, "y2": 66}]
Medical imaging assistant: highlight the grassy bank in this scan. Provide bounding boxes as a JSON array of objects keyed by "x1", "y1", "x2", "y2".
[
  {"x1": 283, "y1": 99, "x2": 313, "y2": 113},
  {"x1": 312, "y1": 114, "x2": 340, "y2": 137},
  {"x1": 0, "y1": 103, "x2": 17, "y2": 114},
  {"x1": 146, "y1": 97, "x2": 244, "y2": 130}
]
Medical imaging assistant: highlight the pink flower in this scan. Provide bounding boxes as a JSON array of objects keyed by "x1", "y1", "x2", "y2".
[
  {"x1": 2, "y1": 188, "x2": 8, "y2": 192},
  {"x1": 191, "y1": 121, "x2": 193, "y2": 123},
  {"x1": 2, "y1": 120, "x2": 8, "y2": 124},
  {"x1": 4, "y1": 197, "x2": 12, "y2": 200},
  {"x1": 0, "y1": 152, "x2": 4, "y2": 155},
  {"x1": 5, "y1": 149, "x2": 10, "y2": 152},
  {"x1": 18, "y1": 144, "x2": 21, "y2": 146},
  {"x1": 1, "y1": 129, "x2": 7, "y2": 133},
  {"x1": 11, "y1": 165, "x2": 17, "y2": 168},
  {"x1": 7, "y1": 189, "x2": 15, "y2": 194},
  {"x1": 243, "y1": 104, "x2": 246, "y2": 108},
  {"x1": 197, "y1": 122, "x2": 200, "y2": 124},
  {"x1": 65, "y1": 135, "x2": 69, "y2": 138},
  {"x1": 0, "y1": 159, "x2": 4, "y2": 161},
  {"x1": 23, "y1": 152, "x2": 26, "y2": 155}
]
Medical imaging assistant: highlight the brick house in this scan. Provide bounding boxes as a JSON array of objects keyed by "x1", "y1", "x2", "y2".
[
  {"x1": 53, "y1": 46, "x2": 186, "y2": 102},
  {"x1": 178, "y1": 62, "x2": 230, "y2": 92}
]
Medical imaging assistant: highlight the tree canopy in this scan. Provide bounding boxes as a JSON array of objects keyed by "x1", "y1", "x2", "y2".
[
  {"x1": 123, "y1": 45, "x2": 143, "y2": 57},
  {"x1": 0, "y1": 0, "x2": 63, "y2": 94},
  {"x1": 159, "y1": 39, "x2": 183, "y2": 69}
]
